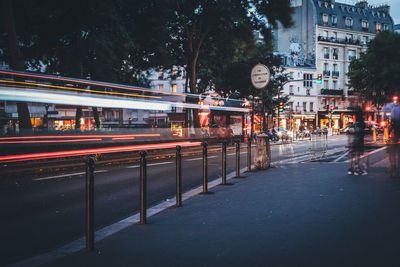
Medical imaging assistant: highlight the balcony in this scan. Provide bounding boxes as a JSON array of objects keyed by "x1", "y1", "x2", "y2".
[
  {"x1": 318, "y1": 36, "x2": 364, "y2": 46},
  {"x1": 332, "y1": 71, "x2": 339, "y2": 77},
  {"x1": 321, "y1": 89, "x2": 343, "y2": 96},
  {"x1": 323, "y1": 70, "x2": 331, "y2": 77}
]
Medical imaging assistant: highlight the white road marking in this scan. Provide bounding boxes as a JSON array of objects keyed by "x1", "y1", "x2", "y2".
[
  {"x1": 185, "y1": 155, "x2": 217, "y2": 162},
  {"x1": 127, "y1": 162, "x2": 173, "y2": 168},
  {"x1": 333, "y1": 150, "x2": 349, "y2": 162},
  {"x1": 343, "y1": 146, "x2": 387, "y2": 163},
  {"x1": 33, "y1": 170, "x2": 108, "y2": 181}
]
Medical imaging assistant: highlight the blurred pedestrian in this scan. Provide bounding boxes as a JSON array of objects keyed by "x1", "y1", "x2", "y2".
[
  {"x1": 388, "y1": 101, "x2": 400, "y2": 177},
  {"x1": 347, "y1": 107, "x2": 367, "y2": 176}
]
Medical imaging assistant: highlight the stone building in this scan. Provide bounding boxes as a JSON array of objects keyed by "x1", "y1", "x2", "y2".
[{"x1": 276, "y1": 0, "x2": 394, "y2": 131}]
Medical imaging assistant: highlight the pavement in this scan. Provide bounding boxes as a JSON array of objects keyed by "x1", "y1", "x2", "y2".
[{"x1": 38, "y1": 146, "x2": 400, "y2": 267}]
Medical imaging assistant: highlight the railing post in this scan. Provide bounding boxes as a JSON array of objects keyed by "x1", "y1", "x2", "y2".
[
  {"x1": 176, "y1": 145, "x2": 182, "y2": 207},
  {"x1": 235, "y1": 139, "x2": 241, "y2": 178},
  {"x1": 201, "y1": 141, "x2": 213, "y2": 194},
  {"x1": 140, "y1": 150, "x2": 147, "y2": 224},
  {"x1": 85, "y1": 156, "x2": 95, "y2": 251},
  {"x1": 222, "y1": 140, "x2": 227, "y2": 185},
  {"x1": 247, "y1": 136, "x2": 252, "y2": 172}
]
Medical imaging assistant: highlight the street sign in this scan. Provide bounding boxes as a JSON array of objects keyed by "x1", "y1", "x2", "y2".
[{"x1": 251, "y1": 64, "x2": 270, "y2": 89}]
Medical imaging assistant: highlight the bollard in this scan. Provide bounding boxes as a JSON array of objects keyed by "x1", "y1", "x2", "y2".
[
  {"x1": 220, "y1": 140, "x2": 234, "y2": 186},
  {"x1": 85, "y1": 156, "x2": 95, "y2": 251},
  {"x1": 176, "y1": 145, "x2": 182, "y2": 207},
  {"x1": 247, "y1": 136, "x2": 252, "y2": 172},
  {"x1": 372, "y1": 128, "x2": 377, "y2": 142},
  {"x1": 140, "y1": 150, "x2": 147, "y2": 224},
  {"x1": 384, "y1": 127, "x2": 389, "y2": 141},
  {"x1": 235, "y1": 139, "x2": 242, "y2": 178}
]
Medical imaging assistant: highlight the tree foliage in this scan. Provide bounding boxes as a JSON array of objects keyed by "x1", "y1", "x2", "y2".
[{"x1": 348, "y1": 31, "x2": 400, "y2": 108}]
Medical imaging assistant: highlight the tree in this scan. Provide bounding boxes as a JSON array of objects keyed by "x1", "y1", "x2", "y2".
[
  {"x1": 348, "y1": 31, "x2": 400, "y2": 108},
  {"x1": 1, "y1": 0, "x2": 32, "y2": 132}
]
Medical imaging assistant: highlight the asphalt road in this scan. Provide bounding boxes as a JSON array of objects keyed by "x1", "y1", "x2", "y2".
[{"x1": 0, "y1": 135, "x2": 350, "y2": 265}]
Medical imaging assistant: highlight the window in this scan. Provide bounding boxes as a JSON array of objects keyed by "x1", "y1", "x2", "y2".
[
  {"x1": 346, "y1": 33, "x2": 353, "y2": 41},
  {"x1": 289, "y1": 85, "x2": 294, "y2": 95},
  {"x1": 324, "y1": 80, "x2": 328, "y2": 89},
  {"x1": 323, "y1": 14, "x2": 328, "y2": 25},
  {"x1": 324, "y1": 63, "x2": 329, "y2": 72},
  {"x1": 332, "y1": 15, "x2": 337, "y2": 25},
  {"x1": 362, "y1": 20, "x2": 369, "y2": 30},
  {"x1": 158, "y1": 71, "x2": 163, "y2": 80},
  {"x1": 348, "y1": 49, "x2": 356, "y2": 60},
  {"x1": 323, "y1": 30, "x2": 328, "y2": 38},
  {"x1": 383, "y1": 24, "x2": 389, "y2": 31},
  {"x1": 333, "y1": 48, "x2": 339, "y2": 60},
  {"x1": 158, "y1": 84, "x2": 164, "y2": 90},
  {"x1": 333, "y1": 80, "x2": 337, "y2": 90},
  {"x1": 297, "y1": 87, "x2": 300, "y2": 93},
  {"x1": 172, "y1": 84, "x2": 177, "y2": 93},
  {"x1": 310, "y1": 102, "x2": 314, "y2": 112},
  {"x1": 376, "y1": 23, "x2": 381, "y2": 32},
  {"x1": 333, "y1": 64, "x2": 338, "y2": 72},
  {"x1": 363, "y1": 36, "x2": 369, "y2": 45},
  {"x1": 323, "y1": 47, "x2": 329, "y2": 59},
  {"x1": 289, "y1": 72, "x2": 294, "y2": 79},
  {"x1": 303, "y1": 102, "x2": 307, "y2": 112},
  {"x1": 345, "y1": 17, "x2": 353, "y2": 28},
  {"x1": 332, "y1": 32, "x2": 337, "y2": 40},
  {"x1": 306, "y1": 89, "x2": 310, "y2": 96}
]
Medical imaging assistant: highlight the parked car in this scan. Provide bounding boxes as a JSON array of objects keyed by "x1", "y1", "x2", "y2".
[{"x1": 273, "y1": 127, "x2": 293, "y2": 142}]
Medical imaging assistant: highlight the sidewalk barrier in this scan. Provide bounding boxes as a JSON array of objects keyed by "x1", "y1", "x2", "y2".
[
  {"x1": 235, "y1": 140, "x2": 241, "y2": 178},
  {"x1": 139, "y1": 150, "x2": 147, "y2": 224},
  {"x1": 266, "y1": 137, "x2": 271, "y2": 168},
  {"x1": 247, "y1": 136, "x2": 252, "y2": 172},
  {"x1": 309, "y1": 132, "x2": 328, "y2": 160},
  {"x1": 85, "y1": 156, "x2": 95, "y2": 251},
  {"x1": 176, "y1": 145, "x2": 182, "y2": 207}
]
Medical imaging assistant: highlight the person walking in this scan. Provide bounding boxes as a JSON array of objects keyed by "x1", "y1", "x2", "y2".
[{"x1": 347, "y1": 108, "x2": 367, "y2": 176}]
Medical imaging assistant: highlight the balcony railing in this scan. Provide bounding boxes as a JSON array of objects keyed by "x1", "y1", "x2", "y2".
[
  {"x1": 320, "y1": 89, "x2": 343, "y2": 96},
  {"x1": 323, "y1": 70, "x2": 331, "y2": 76},
  {"x1": 332, "y1": 71, "x2": 339, "y2": 77},
  {"x1": 318, "y1": 36, "x2": 365, "y2": 46}
]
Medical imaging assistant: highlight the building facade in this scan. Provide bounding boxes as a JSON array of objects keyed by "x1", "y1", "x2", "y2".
[{"x1": 275, "y1": 0, "x2": 394, "y2": 131}]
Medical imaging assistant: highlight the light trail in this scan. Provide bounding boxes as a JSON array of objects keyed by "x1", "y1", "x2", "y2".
[
  {"x1": 0, "y1": 138, "x2": 102, "y2": 144},
  {"x1": 0, "y1": 133, "x2": 161, "y2": 140},
  {"x1": 0, "y1": 141, "x2": 202, "y2": 163},
  {"x1": 0, "y1": 87, "x2": 250, "y2": 113},
  {"x1": 0, "y1": 79, "x2": 161, "y2": 99},
  {"x1": 0, "y1": 70, "x2": 187, "y2": 97}
]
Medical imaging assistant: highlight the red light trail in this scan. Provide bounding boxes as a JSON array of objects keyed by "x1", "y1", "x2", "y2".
[{"x1": 0, "y1": 141, "x2": 201, "y2": 163}]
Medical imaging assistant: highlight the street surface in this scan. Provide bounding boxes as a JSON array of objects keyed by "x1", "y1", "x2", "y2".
[
  {"x1": 40, "y1": 136, "x2": 397, "y2": 267},
  {"x1": 0, "y1": 135, "x2": 383, "y2": 266}
]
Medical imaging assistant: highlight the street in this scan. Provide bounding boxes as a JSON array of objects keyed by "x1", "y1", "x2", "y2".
[{"x1": 0, "y1": 135, "x2": 354, "y2": 266}]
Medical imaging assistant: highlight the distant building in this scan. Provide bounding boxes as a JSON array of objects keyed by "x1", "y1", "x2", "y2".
[{"x1": 274, "y1": 0, "x2": 394, "y2": 131}]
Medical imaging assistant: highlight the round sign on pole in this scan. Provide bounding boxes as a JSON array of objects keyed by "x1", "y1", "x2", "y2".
[{"x1": 251, "y1": 64, "x2": 270, "y2": 89}]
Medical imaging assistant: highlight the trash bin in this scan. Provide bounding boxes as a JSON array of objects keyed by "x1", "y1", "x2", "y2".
[{"x1": 255, "y1": 132, "x2": 268, "y2": 170}]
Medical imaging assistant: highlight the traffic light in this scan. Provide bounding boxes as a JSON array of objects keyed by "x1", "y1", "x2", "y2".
[
  {"x1": 330, "y1": 106, "x2": 335, "y2": 114},
  {"x1": 393, "y1": 96, "x2": 398, "y2": 104},
  {"x1": 317, "y1": 74, "x2": 323, "y2": 85},
  {"x1": 278, "y1": 102, "x2": 284, "y2": 112}
]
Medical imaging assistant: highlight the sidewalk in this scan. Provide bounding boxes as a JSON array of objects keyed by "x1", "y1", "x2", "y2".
[{"x1": 45, "y1": 161, "x2": 400, "y2": 267}]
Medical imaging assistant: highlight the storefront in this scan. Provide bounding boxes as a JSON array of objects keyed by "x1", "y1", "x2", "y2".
[{"x1": 168, "y1": 113, "x2": 185, "y2": 137}]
